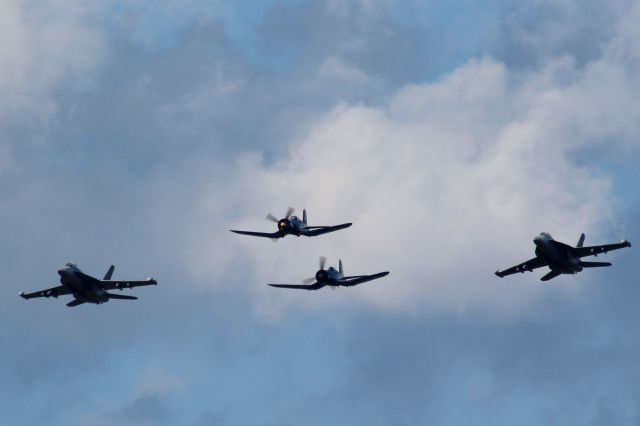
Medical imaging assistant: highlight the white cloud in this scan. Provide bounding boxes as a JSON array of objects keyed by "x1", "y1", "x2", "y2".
[
  {"x1": 0, "y1": 0, "x2": 104, "y2": 136},
  {"x1": 192, "y1": 36, "x2": 640, "y2": 318}
]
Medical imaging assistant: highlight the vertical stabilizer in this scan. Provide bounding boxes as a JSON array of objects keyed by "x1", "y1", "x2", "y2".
[
  {"x1": 303, "y1": 209, "x2": 307, "y2": 224},
  {"x1": 577, "y1": 233, "x2": 585, "y2": 248},
  {"x1": 339, "y1": 259, "x2": 343, "y2": 275},
  {"x1": 104, "y1": 265, "x2": 115, "y2": 280}
]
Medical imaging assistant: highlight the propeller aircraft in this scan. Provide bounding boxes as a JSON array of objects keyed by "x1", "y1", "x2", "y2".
[
  {"x1": 230, "y1": 207, "x2": 351, "y2": 240},
  {"x1": 268, "y1": 257, "x2": 389, "y2": 290}
]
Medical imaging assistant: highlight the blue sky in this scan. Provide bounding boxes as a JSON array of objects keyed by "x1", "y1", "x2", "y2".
[{"x1": 1, "y1": 0, "x2": 640, "y2": 425}]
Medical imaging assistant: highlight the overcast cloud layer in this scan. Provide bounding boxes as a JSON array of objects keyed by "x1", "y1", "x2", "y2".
[{"x1": 1, "y1": 0, "x2": 640, "y2": 425}]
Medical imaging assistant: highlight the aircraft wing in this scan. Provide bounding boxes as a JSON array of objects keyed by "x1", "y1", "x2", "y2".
[
  {"x1": 101, "y1": 278, "x2": 157, "y2": 291},
  {"x1": 302, "y1": 223, "x2": 352, "y2": 237},
  {"x1": 268, "y1": 282, "x2": 325, "y2": 290},
  {"x1": 230, "y1": 230, "x2": 284, "y2": 239},
  {"x1": 495, "y1": 256, "x2": 548, "y2": 278},
  {"x1": 20, "y1": 285, "x2": 71, "y2": 300},
  {"x1": 573, "y1": 240, "x2": 631, "y2": 258},
  {"x1": 340, "y1": 271, "x2": 389, "y2": 286}
]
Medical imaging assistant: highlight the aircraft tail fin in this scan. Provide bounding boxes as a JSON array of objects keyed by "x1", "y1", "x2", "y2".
[
  {"x1": 303, "y1": 209, "x2": 307, "y2": 224},
  {"x1": 577, "y1": 233, "x2": 585, "y2": 248},
  {"x1": 339, "y1": 259, "x2": 343, "y2": 275},
  {"x1": 580, "y1": 261, "x2": 612, "y2": 268},
  {"x1": 104, "y1": 265, "x2": 115, "y2": 280}
]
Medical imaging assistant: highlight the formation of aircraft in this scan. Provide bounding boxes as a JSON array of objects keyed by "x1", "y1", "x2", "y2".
[
  {"x1": 230, "y1": 207, "x2": 352, "y2": 240},
  {"x1": 19, "y1": 263, "x2": 157, "y2": 307},
  {"x1": 17, "y1": 206, "x2": 634, "y2": 307},
  {"x1": 269, "y1": 257, "x2": 389, "y2": 290},
  {"x1": 495, "y1": 232, "x2": 631, "y2": 281}
]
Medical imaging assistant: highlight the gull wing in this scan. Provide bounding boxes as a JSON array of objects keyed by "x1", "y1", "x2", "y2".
[
  {"x1": 340, "y1": 271, "x2": 389, "y2": 287},
  {"x1": 20, "y1": 286, "x2": 72, "y2": 300},
  {"x1": 302, "y1": 223, "x2": 352, "y2": 237},
  {"x1": 268, "y1": 282, "x2": 324, "y2": 290},
  {"x1": 230, "y1": 230, "x2": 284, "y2": 239},
  {"x1": 101, "y1": 278, "x2": 157, "y2": 291},
  {"x1": 495, "y1": 256, "x2": 548, "y2": 278},
  {"x1": 573, "y1": 240, "x2": 631, "y2": 258}
]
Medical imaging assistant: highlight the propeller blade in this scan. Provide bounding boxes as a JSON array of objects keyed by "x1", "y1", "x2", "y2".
[
  {"x1": 285, "y1": 207, "x2": 295, "y2": 219},
  {"x1": 319, "y1": 256, "x2": 327, "y2": 270},
  {"x1": 266, "y1": 213, "x2": 279, "y2": 223},
  {"x1": 302, "y1": 277, "x2": 316, "y2": 285}
]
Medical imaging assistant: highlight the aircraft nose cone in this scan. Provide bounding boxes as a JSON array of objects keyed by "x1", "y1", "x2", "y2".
[{"x1": 57, "y1": 268, "x2": 66, "y2": 276}]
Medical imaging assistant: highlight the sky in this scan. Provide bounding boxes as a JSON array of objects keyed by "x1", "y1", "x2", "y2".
[{"x1": 1, "y1": 0, "x2": 640, "y2": 424}]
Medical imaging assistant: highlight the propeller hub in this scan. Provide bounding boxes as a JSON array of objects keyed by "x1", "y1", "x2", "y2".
[
  {"x1": 278, "y1": 219, "x2": 289, "y2": 230},
  {"x1": 316, "y1": 270, "x2": 329, "y2": 283}
]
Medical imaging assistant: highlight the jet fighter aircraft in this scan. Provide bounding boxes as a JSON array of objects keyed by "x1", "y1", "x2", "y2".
[
  {"x1": 230, "y1": 207, "x2": 351, "y2": 240},
  {"x1": 495, "y1": 232, "x2": 631, "y2": 281},
  {"x1": 268, "y1": 257, "x2": 389, "y2": 290},
  {"x1": 19, "y1": 263, "x2": 157, "y2": 307}
]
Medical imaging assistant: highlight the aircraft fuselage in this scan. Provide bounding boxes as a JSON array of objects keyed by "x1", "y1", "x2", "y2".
[
  {"x1": 58, "y1": 264, "x2": 109, "y2": 304},
  {"x1": 279, "y1": 215, "x2": 307, "y2": 236},
  {"x1": 533, "y1": 235, "x2": 582, "y2": 275},
  {"x1": 315, "y1": 267, "x2": 343, "y2": 286}
]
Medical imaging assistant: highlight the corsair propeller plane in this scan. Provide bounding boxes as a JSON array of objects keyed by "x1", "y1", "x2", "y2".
[
  {"x1": 19, "y1": 263, "x2": 157, "y2": 307},
  {"x1": 268, "y1": 257, "x2": 389, "y2": 290},
  {"x1": 495, "y1": 232, "x2": 631, "y2": 281},
  {"x1": 230, "y1": 207, "x2": 352, "y2": 240}
]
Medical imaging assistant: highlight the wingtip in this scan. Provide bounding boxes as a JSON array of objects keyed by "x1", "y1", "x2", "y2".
[
  {"x1": 495, "y1": 271, "x2": 503, "y2": 278},
  {"x1": 19, "y1": 291, "x2": 26, "y2": 299}
]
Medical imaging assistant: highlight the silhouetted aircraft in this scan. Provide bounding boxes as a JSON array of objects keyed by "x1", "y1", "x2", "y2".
[
  {"x1": 268, "y1": 257, "x2": 389, "y2": 290},
  {"x1": 20, "y1": 263, "x2": 157, "y2": 307},
  {"x1": 230, "y1": 207, "x2": 351, "y2": 240},
  {"x1": 495, "y1": 232, "x2": 631, "y2": 281}
]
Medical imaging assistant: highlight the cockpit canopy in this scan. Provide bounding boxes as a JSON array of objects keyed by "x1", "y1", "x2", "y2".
[
  {"x1": 539, "y1": 232, "x2": 553, "y2": 239},
  {"x1": 65, "y1": 262, "x2": 78, "y2": 269},
  {"x1": 290, "y1": 216, "x2": 298, "y2": 221}
]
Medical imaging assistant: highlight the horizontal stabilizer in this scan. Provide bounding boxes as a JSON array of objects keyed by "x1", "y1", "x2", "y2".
[
  {"x1": 107, "y1": 293, "x2": 138, "y2": 300},
  {"x1": 580, "y1": 261, "x2": 612, "y2": 268},
  {"x1": 66, "y1": 299, "x2": 86, "y2": 307},
  {"x1": 541, "y1": 270, "x2": 561, "y2": 281}
]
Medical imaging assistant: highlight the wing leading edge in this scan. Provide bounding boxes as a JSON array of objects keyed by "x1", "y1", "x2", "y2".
[
  {"x1": 573, "y1": 240, "x2": 631, "y2": 258},
  {"x1": 20, "y1": 285, "x2": 71, "y2": 300},
  {"x1": 495, "y1": 256, "x2": 548, "y2": 278},
  {"x1": 302, "y1": 223, "x2": 352, "y2": 237},
  {"x1": 340, "y1": 271, "x2": 389, "y2": 286},
  {"x1": 101, "y1": 279, "x2": 157, "y2": 291},
  {"x1": 229, "y1": 230, "x2": 284, "y2": 239},
  {"x1": 268, "y1": 282, "x2": 325, "y2": 290}
]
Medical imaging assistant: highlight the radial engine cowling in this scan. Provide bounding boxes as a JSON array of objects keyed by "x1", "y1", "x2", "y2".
[
  {"x1": 278, "y1": 219, "x2": 289, "y2": 230},
  {"x1": 315, "y1": 270, "x2": 330, "y2": 283}
]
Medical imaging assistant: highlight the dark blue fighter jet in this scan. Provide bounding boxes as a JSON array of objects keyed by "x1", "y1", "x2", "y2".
[
  {"x1": 495, "y1": 232, "x2": 631, "y2": 281},
  {"x1": 20, "y1": 263, "x2": 157, "y2": 307}
]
